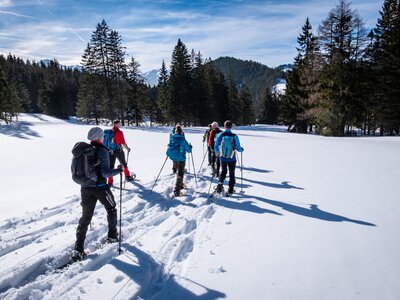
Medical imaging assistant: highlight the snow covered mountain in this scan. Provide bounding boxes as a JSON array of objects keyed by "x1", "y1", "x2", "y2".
[
  {"x1": 272, "y1": 78, "x2": 287, "y2": 96},
  {"x1": 0, "y1": 114, "x2": 399, "y2": 299},
  {"x1": 140, "y1": 69, "x2": 159, "y2": 87}
]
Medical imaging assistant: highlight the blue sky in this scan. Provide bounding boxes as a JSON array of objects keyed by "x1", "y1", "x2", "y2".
[{"x1": 0, "y1": 0, "x2": 382, "y2": 72}]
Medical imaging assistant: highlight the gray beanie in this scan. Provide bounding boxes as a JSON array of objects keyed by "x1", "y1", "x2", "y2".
[{"x1": 87, "y1": 127, "x2": 104, "y2": 141}]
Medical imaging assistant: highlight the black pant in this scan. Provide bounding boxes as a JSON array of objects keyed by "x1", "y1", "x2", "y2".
[
  {"x1": 110, "y1": 148, "x2": 127, "y2": 168},
  {"x1": 207, "y1": 146, "x2": 212, "y2": 165},
  {"x1": 75, "y1": 186, "x2": 117, "y2": 252},
  {"x1": 211, "y1": 150, "x2": 220, "y2": 174},
  {"x1": 219, "y1": 160, "x2": 236, "y2": 188},
  {"x1": 173, "y1": 161, "x2": 185, "y2": 190}
]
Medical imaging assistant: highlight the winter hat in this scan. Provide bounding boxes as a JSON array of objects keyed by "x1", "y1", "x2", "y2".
[{"x1": 87, "y1": 127, "x2": 104, "y2": 141}]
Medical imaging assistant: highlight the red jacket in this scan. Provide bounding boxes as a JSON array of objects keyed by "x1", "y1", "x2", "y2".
[{"x1": 112, "y1": 126, "x2": 126, "y2": 145}]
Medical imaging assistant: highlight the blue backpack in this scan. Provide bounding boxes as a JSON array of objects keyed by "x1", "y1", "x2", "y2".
[
  {"x1": 103, "y1": 129, "x2": 118, "y2": 150},
  {"x1": 219, "y1": 132, "x2": 236, "y2": 159}
]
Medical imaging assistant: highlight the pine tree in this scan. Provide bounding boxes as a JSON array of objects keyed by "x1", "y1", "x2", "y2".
[
  {"x1": 76, "y1": 73, "x2": 104, "y2": 124},
  {"x1": 168, "y1": 39, "x2": 193, "y2": 124},
  {"x1": 239, "y1": 85, "x2": 255, "y2": 125},
  {"x1": 127, "y1": 57, "x2": 144, "y2": 126},
  {"x1": 156, "y1": 60, "x2": 170, "y2": 124},
  {"x1": 317, "y1": 0, "x2": 367, "y2": 136},
  {"x1": 369, "y1": 0, "x2": 400, "y2": 134},
  {"x1": 226, "y1": 70, "x2": 241, "y2": 125},
  {"x1": 38, "y1": 60, "x2": 73, "y2": 119}
]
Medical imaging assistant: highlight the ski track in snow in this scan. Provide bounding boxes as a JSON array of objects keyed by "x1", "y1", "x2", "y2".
[{"x1": 0, "y1": 169, "x2": 225, "y2": 299}]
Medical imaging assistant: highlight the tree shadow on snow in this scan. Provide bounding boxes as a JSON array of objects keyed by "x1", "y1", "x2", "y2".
[
  {"x1": 0, "y1": 121, "x2": 41, "y2": 139},
  {"x1": 239, "y1": 194, "x2": 376, "y2": 226},
  {"x1": 111, "y1": 245, "x2": 226, "y2": 299}
]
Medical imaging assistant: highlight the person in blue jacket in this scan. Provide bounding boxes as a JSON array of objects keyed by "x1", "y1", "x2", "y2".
[
  {"x1": 166, "y1": 124, "x2": 192, "y2": 196},
  {"x1": 214, "y1": 120, "x2": 244, "y2": 195}
]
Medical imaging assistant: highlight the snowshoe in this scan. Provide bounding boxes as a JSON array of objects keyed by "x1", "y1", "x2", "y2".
[
  {"x1": 70, "y1": 250, "x2": 87, "y2": 262},
  {"x1": 126, "y1": 173, "x2": 136, "y2": 182},
  {"x1": 215, "y1": 183, "x2": 224, "y2": 194},
  {"x1": 173, "y1": 189, "x2": 183, "y2": 197},
  {"x1": 105, "y1": 237, "x2": 119, "y2": 244}
]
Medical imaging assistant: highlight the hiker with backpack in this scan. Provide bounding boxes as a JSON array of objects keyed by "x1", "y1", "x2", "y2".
[
  {"x1": 203, "y1": 124, "x2": 212, "y2": 166},
  {"x1": 208, "y1": 122, "x2": 222, "y2": 177},
  {"x1": 104, "y1": 120, "x2": 134, "y2": 185},
  {"x1": 214, "y1": 120, "x2": 244, "y2": 195},
  {"x1": 71, "y1": 127, "x2": 123, "y2": 261},
  {"x1": 166, "y1": 124, "x2": 192, "y2": 197}
]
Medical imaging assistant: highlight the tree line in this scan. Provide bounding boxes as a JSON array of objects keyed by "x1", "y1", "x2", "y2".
[
  {"x1": 0, "y1": 19, "x2": 256, "y2": 126},
  {"x1": 279, "y1": 0, "x2": 400, "y2": 136}
]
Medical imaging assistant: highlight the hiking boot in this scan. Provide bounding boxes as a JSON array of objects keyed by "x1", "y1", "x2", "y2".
[
  {"x1": 216, "y1": 183, "x2": 223, "y2": 193},
  {"x1": 71, "y1": 250, "x2": 87, "y2": 262},
  {"x1": 228, "y1": 186, "x2": 235, "y2": 195},
  {"x1": 215, "y1": 171, "x2": 220, "y2": 178}
]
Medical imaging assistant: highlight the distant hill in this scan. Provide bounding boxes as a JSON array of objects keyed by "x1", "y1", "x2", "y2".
[{"x1": 211, "y1": 57, "x2": 285, "y2": 113}]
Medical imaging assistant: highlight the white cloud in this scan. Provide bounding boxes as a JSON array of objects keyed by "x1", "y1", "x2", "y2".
[
  {"x1": 0, "y1": 0, "x2": 12, "y2": 7},
  {"x1": 0, "y1": 0, "x2": 381, "y2": 71}
]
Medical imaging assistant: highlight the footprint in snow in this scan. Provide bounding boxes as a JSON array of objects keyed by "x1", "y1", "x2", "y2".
[{"x1": 114, "y1": 275, "x2": 125, "y2": 283}]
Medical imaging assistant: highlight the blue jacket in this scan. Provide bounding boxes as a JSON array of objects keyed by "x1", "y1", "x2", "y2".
[
  {"x1": 166, "y1": 133, "x2": 192, "y2": 162},
  {"x1": 214, "y1": 129, "x2": 243, "y2": 162}
]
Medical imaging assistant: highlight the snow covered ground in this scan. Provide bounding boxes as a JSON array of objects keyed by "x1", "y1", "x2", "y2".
[{"x1": 0, "y1": 114, "x2": 399, "y2": 299}]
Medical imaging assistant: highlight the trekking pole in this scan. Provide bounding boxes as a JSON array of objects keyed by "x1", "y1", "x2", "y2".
[
  {"x1": 151, "y1": 156, "x2": 168, "y2": 192},
  {"x1": 240, "y1": 152, "x2": 244, "y2": 193},
  {"x1": 190, "y1": 152, "x2": 198, "y2": 188},
  {"x1": 123, "y1": 149, "x2": 130, "y2": 190},
  {"x1": 197, "y1": 148, "x2": 208, "y2": 177},
  {"x1": 187, "y1": 153, "x2": 191, "y2": 173},
  {"x1": 207, "y1": 173, "x2": 214, "y2": 195},
  {"x1": 118, "y1": 172, "x2": 123, "y2": 254}
]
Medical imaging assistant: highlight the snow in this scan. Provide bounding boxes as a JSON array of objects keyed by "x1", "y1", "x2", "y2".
[
  {"x1": 1, "y1": 113, "x2": 400, "y2": 299},
  {"x1": 272, "y1": 79, "x2": 286, "y2": 96}
]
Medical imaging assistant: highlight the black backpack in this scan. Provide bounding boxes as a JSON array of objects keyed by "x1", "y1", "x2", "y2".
[{"x1": 71, "y1": 142, "x2": 99, "y2": 185}]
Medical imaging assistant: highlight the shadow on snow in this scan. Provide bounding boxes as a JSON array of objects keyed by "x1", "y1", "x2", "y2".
[
  {"x1": 239, "y1": 194, "x2": 376, "y2": 226},
  {"x1": 0, "y1": 121, "x2": 41, "y2": 139},
  {"x1": 111, "y1": 245, "x2": 226, "y2": 299}
]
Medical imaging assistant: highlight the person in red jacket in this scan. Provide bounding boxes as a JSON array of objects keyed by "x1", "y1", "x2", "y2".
[
  {"x1": 208, "y1": 121, "x2": 222, "y2": 177},
  {"x1": 108, "y1": 120, "x2": 134, "y2": 185}
]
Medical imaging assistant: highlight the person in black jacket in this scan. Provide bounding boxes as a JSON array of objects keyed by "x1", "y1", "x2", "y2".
[{"x1": 72, "y1": 127, "x2": 122, "y2": 261}]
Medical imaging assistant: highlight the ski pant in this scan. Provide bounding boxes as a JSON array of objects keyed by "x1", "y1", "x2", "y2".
[
  {"x1": 173, "y1": 161, "x2": 185, "y2": 191},
  {"x1": 219, "y1": 160, "x2": 236, "y2": 189},
  {"x1": 75, "y1": 186, "x2": 117, "y2": 252},
  {"x1": 108, "y1": 148, "x2": 130, "y2": 184},
  {"x1": 207, "y1": 146, "x2": 212, "y2": 165},
  {"x1": 211, "y1": 150, "x2": 221, "y2": 175}
]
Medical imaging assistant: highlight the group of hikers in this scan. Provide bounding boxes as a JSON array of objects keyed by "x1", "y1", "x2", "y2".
[{"x1": 70, "y1": 119, "x2": 243, "y2": 261}]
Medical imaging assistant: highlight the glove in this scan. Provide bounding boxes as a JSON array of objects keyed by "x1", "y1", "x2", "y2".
[
  {"x1": 189, "y1": 144, "x2": 193, "y2": 149},
  {"x1": 241, "y1": 147, "x2": 244, "y2": 152},
  {"x1": 127, "y1": 147, "x2": 131, "y2": 152}
]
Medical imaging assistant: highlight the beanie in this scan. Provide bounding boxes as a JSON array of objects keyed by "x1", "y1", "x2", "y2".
[{"x1": 87, "y1": 127, "x2": 104, "y2": 141}]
